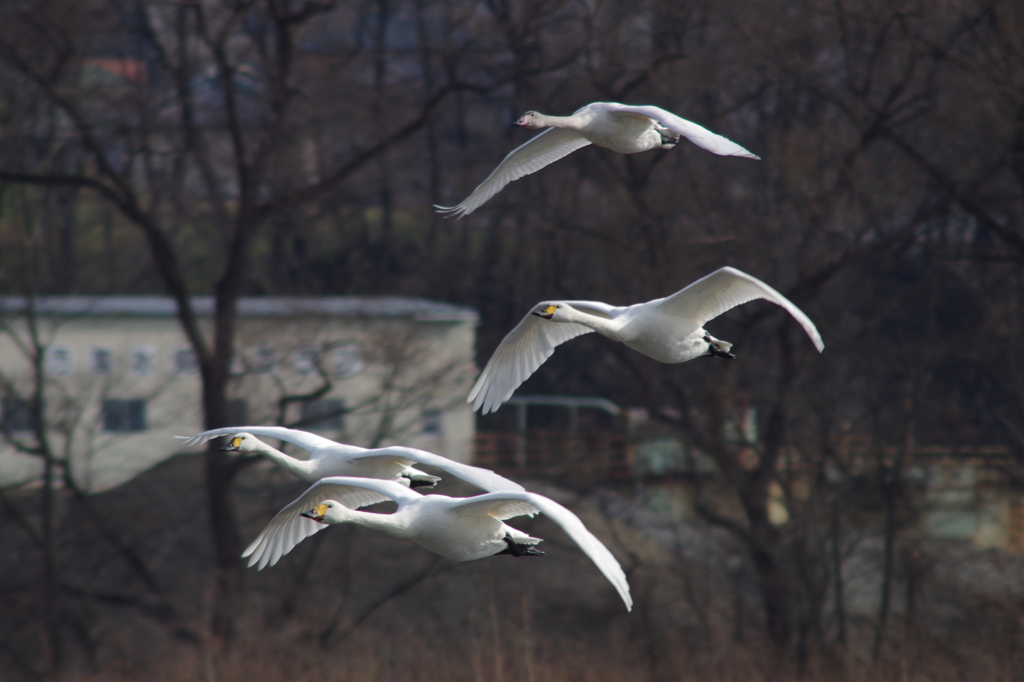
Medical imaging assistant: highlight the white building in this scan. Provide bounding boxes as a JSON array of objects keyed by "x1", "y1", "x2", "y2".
[{"x1": 0, "y1": 296, "x2": 478, "y2": 492}]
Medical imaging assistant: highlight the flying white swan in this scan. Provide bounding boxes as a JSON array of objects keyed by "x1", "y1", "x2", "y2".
[
  {"x1": 242, "y1": 475, "x2": 632, "y2": 611},
  {"x1": 469, "y1": 266, "x2": 824, "y2": 414},
  {"x1": 435, "y1": 102, "x2": 759, "y2": 218},
  {"x1": 177, "y1": 427, "x2": 524, "y2": 498}
]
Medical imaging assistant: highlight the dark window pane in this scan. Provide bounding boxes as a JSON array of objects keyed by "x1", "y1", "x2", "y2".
[
  {"x1": 174, "y1": 348, "x2": 198, "y2": 375},
  {"x1": 301, "y1": 399, "x2": 344, "y2": 431},
  {"x1": 421, "y1": 409, "x2": 442, "y2": 435},
  {"x1": 91, "y1": 348, "x2": 113, "y2": 375},
  {"x1": 227, "y1": 399, "x2": 248, "y2": 426},
  {"x1": 251, "y1": 347, "x2": 278, "y2": 375},
  {"x1": 129, "y1": 347, "x2": 157, "y2": 376},
  {"x1": 330, "y1": 345, "x2": 362, "y2": 378},
  {"x1": 2, "y1": 398, "x2": 35, "y2": 432},
  {"x1": 46, "y1": 346, "x2": 73, "y2": 376},
  {"x1": 103, "y1": 399, "x2": 146, "y2": 432},
  {"x1": 293, "y1": 347, "x2": 318, "y2": 375}
]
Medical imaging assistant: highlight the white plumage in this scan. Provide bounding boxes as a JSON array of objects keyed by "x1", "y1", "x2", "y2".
[
  {"x1": 436, "y1": 102, "x2": 759, "y2": 218},
  {"x1": 469, "y1": 267, "x2": 824, "y2": 414},
  {"x1": 178, "y1": 428, "x2": 524, "y2": 506},
  {"x1": 242, "y1": 476, "x2": 632, "y2": 611}
]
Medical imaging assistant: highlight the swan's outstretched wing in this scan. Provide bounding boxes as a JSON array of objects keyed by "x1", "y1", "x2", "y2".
[
  {"x1": 451, "y1": 494, "x2": 540, "y2": 520},
  {"x1": 468, "y1": 301, "x2": 615, "y2": 414},
  {"x1": 435, "y1": 128, "x2": 591, "y2": 218},
  {"x1": 349, "y1": 447, "x2": 526, "y2": 493},
  {"x1": 243, "y1": 477, "x2": 419, "y2": 570},
  {"x1": 450, "y1": 492, "x2": 633, "y2": 611},
  {"x1": 602, "y1": 103, "x2": 759, "y2": 159},
  {"x1": 176, "y1": 426, "x2": 338, "y2": 453},
  {"x1": 655, "y1": 267, "x2": 824, "y2": 351}
]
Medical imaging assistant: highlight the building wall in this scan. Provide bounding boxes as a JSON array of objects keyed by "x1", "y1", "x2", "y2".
[{"x1": 0, "y1": 300, "x2": 477, "y2": 492}]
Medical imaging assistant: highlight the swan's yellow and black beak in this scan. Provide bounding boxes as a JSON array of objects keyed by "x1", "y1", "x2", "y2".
[
  {"x1": 300, "y1": 504, "x2": 329, "y2": 523},
  {"x1": 531, "y1": 305, "x2": 557, "y2": 320},
  {"x1": 220, "y1": 436, "x2": 243, "y2": 452}
]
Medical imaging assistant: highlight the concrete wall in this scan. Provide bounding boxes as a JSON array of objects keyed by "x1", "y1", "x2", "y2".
[{"x1": 0, "y1": 299, "x2": 477, "y2": 492}]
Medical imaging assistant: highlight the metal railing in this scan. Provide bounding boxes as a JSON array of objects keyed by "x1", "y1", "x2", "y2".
[{"x1": 473, "y1": 430, "x2": 632, "y2": 479}]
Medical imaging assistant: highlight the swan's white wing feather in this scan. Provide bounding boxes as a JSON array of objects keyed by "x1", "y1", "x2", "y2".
[
  {"x1": 450, "y1": 492, "x2": 632, "y2": 611},
  {"x1": 435, "y1": 128, "x2": 591, "y2": 218},
  {"x1": 655, "y1": 267, "x2": 824, "y2": 351},
  {"x1": 450, "y1": 493, "x2": 540, "y2": 520},
  {"x1": 348, "y1": 447, "x2": 525, "y2": 492},
  {"x1": 242, "y1": 477, "x2": 418, "y2": 570},
  {"x1": 468, "y1": 304, "x2": 597, "y2": 414},
  {"x1": 176, "y1": 426, "x2": 338, "y2": 453},
  {"x1": 602, "y1": 103, "x2": 759, "y2": 159}
]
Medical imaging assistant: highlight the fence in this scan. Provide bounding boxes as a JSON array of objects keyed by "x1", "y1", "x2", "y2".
[{"x1": 473, "y1": 430, "x2": 632, "y2": 480}]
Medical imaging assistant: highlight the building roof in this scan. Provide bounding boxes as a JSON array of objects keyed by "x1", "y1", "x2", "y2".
[
  {"x1": 506, "y1": 395, "x2": 623, "y2": 415},
  {"x1": 0, "y1": 296, "x2": 478, "y2": 323}
]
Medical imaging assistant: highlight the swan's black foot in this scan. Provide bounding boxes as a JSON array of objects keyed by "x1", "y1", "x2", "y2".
[
  {"x1": 409, "y1": 479, "x2": 438, "y2": 489},
  {"x1": 655, "y1": 124, "x2": 680, "y2": 147},
  {"x1": 495, "y1": 533, "x2": 544, "y2": 557},
  {"x1": 704, "y1": 335, "x2": 737, "y2": 360},
  {"x1": 402, "y1": 474, "x2": 439, "y2": 489}
]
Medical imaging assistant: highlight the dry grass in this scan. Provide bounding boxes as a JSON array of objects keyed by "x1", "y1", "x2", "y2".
[{"x1": 2, "y1": 456, "x2": 1023, "y2": 682}]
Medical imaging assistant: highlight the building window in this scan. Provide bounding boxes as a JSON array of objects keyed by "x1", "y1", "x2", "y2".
[
  {"x1": 301, "y1": 399, "x2": 344, "y2": 431},
  {"x1": 330, "y1": 344, "x2": 362, "y2": 378},
  {"x1": 45, "y1": 346, "x2": 73, "y2": 376},
  {"x1": 174, "y1": 348, "x2": 198, "y2": 375},
  {"x1": 251, "y1": 347, "x2": 278, "y2": 375},
  {"x1": 2, "y1": 398, "x2": 35, "y2": 432},
  {"x1": 293, "y1": 347, "x2": 319, "y2": 375},
  {"x1": 91, "y1": 347, "x2": 114, "y2": 375},
  {"x1": 129, "y1": 346, "x2": 157, "y2": 376},
  {"x1": 227, "y1": 399, "x2": 248, "y2": 426},
  {"x1": 421, "y1": 409, "x2": 443, "y2": 435},
  {"x1": 102, "y1": 399, "x2": 146, "y2": 432}
]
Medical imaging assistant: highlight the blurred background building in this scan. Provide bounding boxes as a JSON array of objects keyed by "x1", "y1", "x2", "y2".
[{"x1": 0, "y1": 296, "x2": 477, "y2": 491}]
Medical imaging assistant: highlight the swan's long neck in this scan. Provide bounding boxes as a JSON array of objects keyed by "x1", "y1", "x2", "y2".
[
  {"x1": 330, "y1": 505, "x2": 409, "y2": 539},
  {"x1": 533, "y1": 112, "x2": 583, "y2": 131},
  {"x1": 561, "y1": 305, "x2": 623, "y2": 337},
  {"x1": 252, "y1": 441, "x2": 316, "y2": 478},
  {"x1": 271, "y1": 429, "x2": 363, "y2": 458}
]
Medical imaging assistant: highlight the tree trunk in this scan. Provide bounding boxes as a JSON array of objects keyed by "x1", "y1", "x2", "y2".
[{"x1": 201, "y1": 316, "x2": 244, "y2": 644}]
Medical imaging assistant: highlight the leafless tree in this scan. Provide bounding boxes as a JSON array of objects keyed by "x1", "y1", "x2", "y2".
[
  {"x1": 1, "y1": 0, "x2": 1023, "y2": 674},
  {"x1": 0, "y1": 0, "x2": 596, "y2": 645}
]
